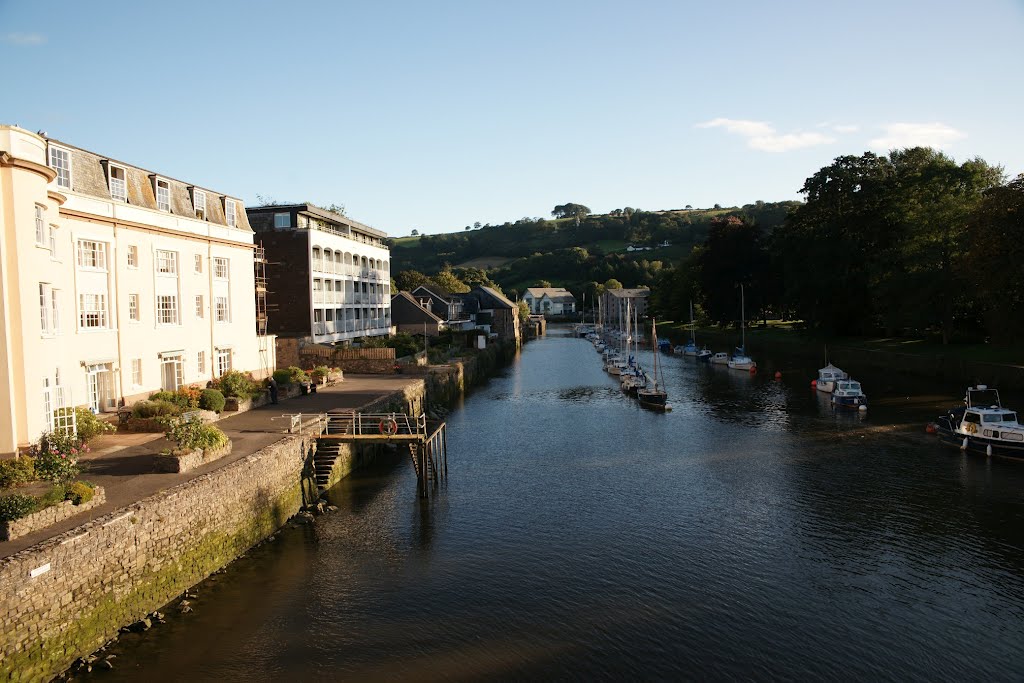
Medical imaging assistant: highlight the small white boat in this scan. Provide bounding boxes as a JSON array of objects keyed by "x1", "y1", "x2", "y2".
[
  {"x1": 831, "y1": 379, "x2": 867, "y2": 410},
  {"x1": 816, "y1": 363, "x2": 848, "y2": 393},
  {"x1": 727, "y1": 347, "x2": 757, "y2": 371},
  {"x1": 933, "y1": 385, "x2": 1024, "y2": 458},
  {"x1": 696, "y1": 347, "x2": 713, "y2": 363},
  {"x1": 710, "y1": 352, "x2": 730, "y2": 365}
]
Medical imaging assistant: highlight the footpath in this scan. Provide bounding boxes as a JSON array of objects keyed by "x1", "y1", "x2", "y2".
[{"x1": 0, "y1": 374, "x2": 421, "y2": 559}]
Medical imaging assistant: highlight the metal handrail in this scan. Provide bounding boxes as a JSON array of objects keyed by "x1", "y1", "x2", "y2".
[{"x1": 323, "y1": 412, "x2": 426, "y2": 436}]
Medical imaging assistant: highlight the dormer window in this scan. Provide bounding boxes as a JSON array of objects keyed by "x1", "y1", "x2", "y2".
[
  {"x1": 108, "y1": 164, "x2": 127, "y2": 202},
  {"x1": 224, "y1": 198, "x2": 237, "y2": 228},
  {"x1": 48, "y1": 145, "x2": 72, "y2": 189},
  {"x1": 193, "y1": 189, "x2": 207, "y2": 220},
  {"x1": 154, "y1": 177, "x2": 171, "y2": 212}
]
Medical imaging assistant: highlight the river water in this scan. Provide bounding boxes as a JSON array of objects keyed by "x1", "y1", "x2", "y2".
[{"x1": 86, "y1": 328, "x2": 1024, "y2": 682}]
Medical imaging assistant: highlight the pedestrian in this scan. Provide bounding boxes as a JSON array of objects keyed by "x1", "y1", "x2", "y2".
[{"x1": 268, "y1": 376, "x2": 279, "y2": 405}]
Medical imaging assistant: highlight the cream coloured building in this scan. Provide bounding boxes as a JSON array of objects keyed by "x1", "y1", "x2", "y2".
[{"x1": 0, "y1": 125, "x2": 273, "y2": 455}]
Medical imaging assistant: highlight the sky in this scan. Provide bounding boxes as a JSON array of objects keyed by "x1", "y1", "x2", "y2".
[{"x1": 2, "y1": 0, "x2": 1022, "y2": 236}]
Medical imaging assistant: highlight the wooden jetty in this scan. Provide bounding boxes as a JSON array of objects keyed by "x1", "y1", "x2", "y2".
[{"x1": 303, "y1": 412, "x2": 447, "y2": 497}]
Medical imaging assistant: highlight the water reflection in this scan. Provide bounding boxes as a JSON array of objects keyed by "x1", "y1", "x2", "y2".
[{"x1": 79, "y1": 326, "x2": 1024, "y2": 682}]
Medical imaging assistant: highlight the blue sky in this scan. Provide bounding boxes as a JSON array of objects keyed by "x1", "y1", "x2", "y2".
[{"x1": 2, "y1": 0, "x2": 1022, "y2": 236}]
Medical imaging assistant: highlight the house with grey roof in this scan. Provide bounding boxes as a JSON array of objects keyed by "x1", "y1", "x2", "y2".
[{"x1": 522, "y1": 287, "x2": 577, "y2": 315}]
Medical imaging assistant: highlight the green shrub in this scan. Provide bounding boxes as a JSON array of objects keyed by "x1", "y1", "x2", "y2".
[
  {"x1": 149, "y1": 391, "x2": 176, "y2": 403},
  {"x1": 37, "y1": 484, "x2": 67, "y2": 508},
  {"x1": 199, "y1": 388, "x2": 226, "y2": 412},
  {"x1": 0, "y1": 457, "x2": 35, "y2": 489},
  {"x1": 0, "y1": 493, "x2": 37, "y2": 521},
  {"x1": 274, "y1": 366, "x2": 309, "y2": 386},
  {"x1": 161, "y1": 415, "x2": 229, "y2": 453},
  {"x1": 218, "y1": 370, "x2": 262, "y2": 399},
  {"x1": 64, "y1": 481, "x2": 95, "y2": 505},
  {"x1": 309, "y1": 365, "x2": 330, "y2": 383},
  {"x1": 132, "y1": 400, "x2": 180, "y2": 419},
  {"x1": 72, "y1": 407, "x2": 116, "y2": 441}
]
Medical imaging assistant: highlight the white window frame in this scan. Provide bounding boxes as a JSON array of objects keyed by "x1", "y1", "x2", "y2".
[
  {"x1": 128, "y1": 293, "x2": 140, "y2": 322},
  {"x1": 76, "y1": 240, "x2": 108, "y2": 271},
  {"x1": 108, "y1": 164, "x2": 127, "y2": 202},
  {"x1": 215, "y1": 296, "x2": 229, "y2": 323},
  {"x1": 197, "y1": 351, "x2": 205, "y2": 374},
  {"x1": 39, "y1": 283, "x2": 52, "y2": 335},
  {"x1": 213, "y1": 257, "x2": 229, "y2": 279},
  {"x1": 155, "y1": 177, "x2": 171, "y2": 212},
  {"x1": 127, "y1": 245, "x2": 138, "y2": 268},
  {"x1": 194, "y1": 254, "x2": 203, "y2": 274},
  {"x1": 35, "y1": 205, "x2": 46, "y2": 246},
  {"x1": 78, "y1": 293, "x2": 108, "y2": 330},
  {"x1": 49, "y1": 145, "x2": 71, "y2": 189},
  {"x1": 156, "y1": 295, "x2": 179, "y2": 325},
  {"x1": 215, "y1": 348, "x2": 232, "y2": 376},
  {"x1": 193, "y1": 189, "x2": 207, "y2": 220},
  {"x1": 156, "y1": 249, "x2": 178, "y2": 275},
  {"x1": 131, "y1": 358, "x2": 142, "y2": 387},
  {"x1": 195, "y1": 294, "x2": 204, "y2": 318},
  {"x1": 48, "y1": 224, "x2": 58, "y2": 256},
  {"x1": 224, "y1": 198, "x2": 237, "y2": 228},
  {"x1": 274, "y1": 212, "x2": 290, "y2": 228}
]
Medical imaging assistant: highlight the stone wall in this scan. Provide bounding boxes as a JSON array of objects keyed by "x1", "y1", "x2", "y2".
[
  {"x1": 0, "y1": 488, "x2": 106, "y2": 542},
  {"x1": 0, "y1": 432, "x2": 318, "y2": 681}
]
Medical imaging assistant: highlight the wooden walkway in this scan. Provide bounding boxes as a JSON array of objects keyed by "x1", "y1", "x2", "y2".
[{"x1": 299, "y1": 412, "x2": 447, "y2": 497}]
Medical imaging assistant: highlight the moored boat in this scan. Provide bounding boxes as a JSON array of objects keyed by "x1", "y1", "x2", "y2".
[
  {"x1": 727, "y1": 347, "x2": 756, "y2": 371},
  {"x1": 831, "y1": 379, "x2": 867, "y2": 410},
  {"x1": 710, "y1": 352, "x2": 730, "y2": 365},
  {"x1": 637, "y1": 318, "x2": 670, "y2": 410},
  {"x1": 932, "y1": 385, "x2": 1024, "y2": 458},
  {"x1": 816, "y1": 363, "x2": 847, "y2": 393},
  {"x1": 696, "y1": 347, "x2": 712, "y2": 362}
]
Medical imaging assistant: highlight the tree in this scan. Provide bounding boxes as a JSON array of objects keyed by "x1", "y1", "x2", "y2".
[
  {"x1": 395, "y1": 270, "x2": 432, "y2": 292},
  {"x1": 535, "y1": 280, "x2": 552, "y2": 288},
  {"x1": 326, "y1": 203, "x2": 346, "y2": 216},
  {"x1": 685, "y1": 205, "x2": 693, "y2": 210},
  {"x1": 431, "y1": 267, "x2": 470, "y2": 294},
  {"x1": 411, "y1": 229, "x2": 420, "y2": 236},
  {"x1": 604, "y1": 278, "x2": 623, "y2": 290},
  {"x1": 552, "y1": 203, "x2": 592, "y2": 226},
  {"x1": 697, "y1": 216, "x2": 769, "y2": 326},
  {"x1": 518, "y1": 300, "x2": 530, "y2": 323},
  {"x1": 965, "y1": 174, "x2": 1024, "y2": 342}
]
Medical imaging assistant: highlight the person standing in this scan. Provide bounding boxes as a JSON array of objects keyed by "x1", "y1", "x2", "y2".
[{"x1": 268, "y1": 376, "x2": 279, "y2": 405}]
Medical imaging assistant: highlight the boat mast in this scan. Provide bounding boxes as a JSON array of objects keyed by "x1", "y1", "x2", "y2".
[{"x1": 740, "y1": 283, "x2": 746, "y2": 352}]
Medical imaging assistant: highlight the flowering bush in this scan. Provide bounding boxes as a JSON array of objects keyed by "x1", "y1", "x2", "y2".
[
  {"x1": 72, "y1": 407, "x2": 116, "y2": 441},
  {"x1": 176, "y1": 386, "x2": 202, "y2": 410},
  {"x1": 216, "y1": 370, "x2": 262, "y2": 399},
  {"x1": 0, "y1": 493, "x2": 37, "y2": 521},
  {"x1": 29, "y1": 431, "x2": 85, "y2": 484}
]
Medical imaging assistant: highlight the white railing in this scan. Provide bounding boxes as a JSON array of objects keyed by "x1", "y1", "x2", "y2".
[{"x1": 323, "y1": 412, "x2": 427, "y2": 436}]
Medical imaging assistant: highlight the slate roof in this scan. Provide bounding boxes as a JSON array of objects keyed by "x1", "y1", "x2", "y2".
[{"x1": 524, "y1": 287, "x2": 576, "y2": 303}]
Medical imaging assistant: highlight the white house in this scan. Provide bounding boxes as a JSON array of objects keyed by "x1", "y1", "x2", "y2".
[
  {"x1": 0, "y1": 125, "x2": 273, "y2": 455},
  {"x1": 522, "y1": 287, "x2": 577, "y2": 315}
]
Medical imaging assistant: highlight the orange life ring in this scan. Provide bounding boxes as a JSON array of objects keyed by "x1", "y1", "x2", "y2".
[{"x1": 379, "y1": 418, "x2": 398, "y2": 436}]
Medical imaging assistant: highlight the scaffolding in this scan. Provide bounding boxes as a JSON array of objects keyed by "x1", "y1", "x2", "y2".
[{"x1": 255, "y1": 242, "x2": 271, "y2": 378}]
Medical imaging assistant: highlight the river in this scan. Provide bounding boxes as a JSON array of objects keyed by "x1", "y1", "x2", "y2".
[{"x1": 84, "y1": 327, "x2": 1024, "y2": 681}]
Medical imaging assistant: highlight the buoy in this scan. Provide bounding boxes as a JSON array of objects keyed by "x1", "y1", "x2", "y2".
[
  {"x1": 925, "y1": 423, "x2": 937, "y2": 434},
  {"x1": 749, "y1": 367, "x2": 757, "y2": 375},
  {"x1": 774, "y1": 371, "x2": 782, "y2": 380},
  {"x1": 961, "y1": 437, "x2": 969, "y2": 450},
  {"x1": 858, "y1": 405, "x2": 867, "y2": 412},
  {"x1": 811, "y1": 379, "x2": 817, "y2": 388},
  {"x1": 986, "y1": 444, "x2": 992, "y2": 457}
]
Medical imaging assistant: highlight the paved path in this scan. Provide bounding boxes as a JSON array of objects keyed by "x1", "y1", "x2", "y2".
[{"x1": 0, "y1": 375, "x2": 423, "y2": 559}]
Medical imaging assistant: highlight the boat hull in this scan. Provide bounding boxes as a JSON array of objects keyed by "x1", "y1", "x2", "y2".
[
  {"x1": 815, "y1": 381, "x2": 837, "y2": 393},
  {"x1": 831, "y1": 395, "x2": 867, "y2": 409},
  {"x1": 935, "y1": 426, "x2": 1024, "y2": 458},
  {"x1": 637, "y1": 390, "x2": 668, "y2": 409}
]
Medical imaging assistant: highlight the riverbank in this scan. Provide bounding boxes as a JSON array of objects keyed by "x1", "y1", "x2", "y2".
[
  {"x1": 0, "y1": 337, "x2": 524, "y2": 681},
  {"x1": 660, "y1": 324, "x2": 1024, "y2": 390}
]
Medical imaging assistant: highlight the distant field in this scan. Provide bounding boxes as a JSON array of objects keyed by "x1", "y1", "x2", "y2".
[
  {"x1": 594, "y1": 240, "x2": 629, "y2": 252},
  {"x1": 455, "y1": 256, "x2": 514, "y2": 270},
  {"x1": 391, "y1": 236, "x2": 421, "y2": 247}
]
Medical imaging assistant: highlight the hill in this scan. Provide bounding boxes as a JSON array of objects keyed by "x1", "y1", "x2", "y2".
[{"x1": 387, "y1": 202, "x2": 800, "y2": 300}]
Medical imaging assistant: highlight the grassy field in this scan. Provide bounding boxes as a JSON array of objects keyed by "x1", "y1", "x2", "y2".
[{"x1": 454, "y1": 256, "x2": 515, "y2": 270}]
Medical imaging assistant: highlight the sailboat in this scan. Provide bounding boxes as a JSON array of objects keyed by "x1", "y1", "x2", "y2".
[
  {"x1": 638, "y1": 318, "x2": 670, "y2": 410},
  {"x1": 727, "y1": 284, "x2": 757, "y2": 372},
  {"x1": 681, "y1": 301, "x2": 698, "y2": 356}
]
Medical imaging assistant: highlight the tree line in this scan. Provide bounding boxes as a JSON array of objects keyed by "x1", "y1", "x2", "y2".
[{"x1": 650, "y1": 147, "x2": 1023, "y2": 344}]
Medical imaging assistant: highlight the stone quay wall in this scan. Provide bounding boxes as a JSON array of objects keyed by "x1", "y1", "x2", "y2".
[
  {"x1": 0, "y1": 432, "x2": 318, "y2": 681},
  {"x1": 0, "y1": 488, "x2": 107, "y2": 543}
]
